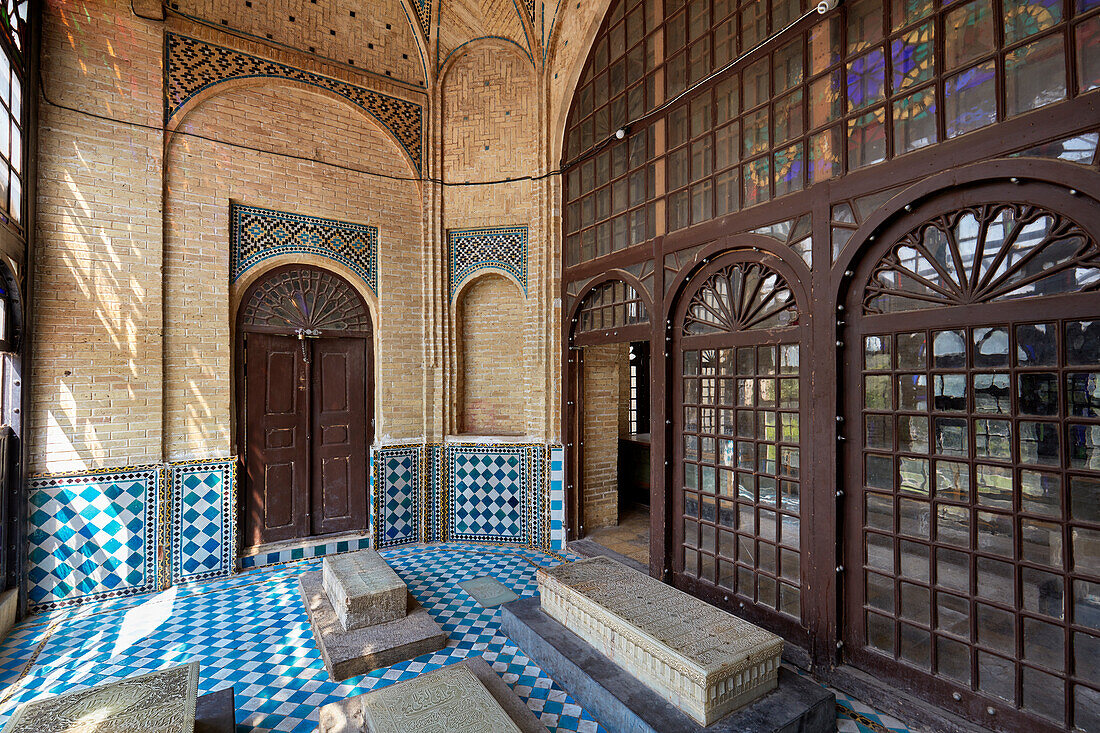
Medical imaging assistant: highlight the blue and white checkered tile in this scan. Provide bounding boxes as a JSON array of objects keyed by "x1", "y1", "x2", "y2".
[
  {"x1": 0, "y1": 544, "x2": 915, "y2": 733},
  {"x1": 239, "y1": 535, "x2": 372, "y2": 569},
  {"x1": 377, "y1": 447, "x2": 420, "y2": 548},
  {"x1": 449, "y1": 447, "x2": 526, "y2": 544},
  {"x1": 26, "y1": 468, "x2": 164, "y2": 611},
  {"x1": 836, "y1": 693, "x2": 913, "y2": 733},
  {"x1": 549, "y1": 445, "x2": 565, "y2": 550},
  {"x1": 172, "y1": 461, "x2": 236, "y2": 584}
]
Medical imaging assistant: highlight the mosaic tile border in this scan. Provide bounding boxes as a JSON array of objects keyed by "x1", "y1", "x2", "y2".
[
  {"x1": 169, "y1": 459, "x2": 237, "y2": 585},
  {"x1": 26, "y1": 467, "x2": 167, "y2": 612},
  {"x1": 229, "y1": 204, "x2": 378, "y2": 292},
  {"x1": 549, "y1": 445, "x2": 565, "y2": 551},
  {"x1": 239, "y1": 534, "x2": 372, "y2": 569},
  {"x1": 448, "y1": 226, "x2": 528, "y2": 299},
  {"x1": 447, "y1": 445, "x2": 528, "y2": 545},
  {"x1": 373, "y1": 445, "x2": 423, "y2": 549},
  {"x1": 411, "y1": 0, "x2": 432, "y2": 37},
  {"x1": 165, "y1": 33, "x2": 424, "y2": 173}
]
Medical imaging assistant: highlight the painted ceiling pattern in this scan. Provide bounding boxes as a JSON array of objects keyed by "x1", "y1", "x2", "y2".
[{"x1": 166, "y1": 33, "x2": 424, "y2": 172}]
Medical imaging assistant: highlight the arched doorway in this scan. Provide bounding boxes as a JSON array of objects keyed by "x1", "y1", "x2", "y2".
[
  {"x1": 566, "y1": 277, "x2": 652, "y2": 567},
  {"x1": 237, "y1": 264, "x2": 374, "y2": 548},
  {"x1": 671, "y1": 252, "x2": 809, "y2": 645},
  {"x1": 842, "y1": 181, "x2": 1100, "y2": 732}
]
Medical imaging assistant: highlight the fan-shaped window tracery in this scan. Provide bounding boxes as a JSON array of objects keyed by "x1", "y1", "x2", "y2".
[
  {"x1": 864, "y1": 203, "x2": 1100, "y2": 314},
  {"x1": 241, "y1": 267, "x2": 371, "y2": 333},
  {"x1": 683, "y1": 262, "x2": 799, "y2": 336}
]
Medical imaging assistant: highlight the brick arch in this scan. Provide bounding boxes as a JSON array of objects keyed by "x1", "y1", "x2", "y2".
[{"x1": 167, "y1": 64, "x2": 424, "y2": 179}]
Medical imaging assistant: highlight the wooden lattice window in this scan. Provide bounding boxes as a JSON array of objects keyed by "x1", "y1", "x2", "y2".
[
  {"x1": 683, "y1": 262, "x2": 799, "y2": 336},
  {"x1": 577, "y1": 280, "x2": 649, "y2": 333},
  {"x1": 864, "y1": 203, "x2": 1100, "y2": 314},
  {"x1": 241, "y1": 266, "x2": 371, "y2": 334}
]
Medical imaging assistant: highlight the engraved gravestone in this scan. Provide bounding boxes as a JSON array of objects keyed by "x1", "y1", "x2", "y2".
[
  {"x1": 2, "y1": 662, "x2": 199, "y2": 733},
  {"x1": 323, "y1": 549, "x2": 406, "y2": 630},
  {"x1": 537, "y1": 556, "x2": 784, "y2": 726}
]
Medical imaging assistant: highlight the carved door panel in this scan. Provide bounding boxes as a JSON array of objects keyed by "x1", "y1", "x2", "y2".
[
  {"x1": 311, "y1": 338, "x2": 369, "y2": 536},
  {"x1": 245, "y1": 333, "x2": 310, "y2": 546}
]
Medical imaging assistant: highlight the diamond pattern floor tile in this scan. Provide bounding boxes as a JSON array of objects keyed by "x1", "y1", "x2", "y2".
[{"x1": 0, "y1": 544, "x2": 915, "y2": 733}]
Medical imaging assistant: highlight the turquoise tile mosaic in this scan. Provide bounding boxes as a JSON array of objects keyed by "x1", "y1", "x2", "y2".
[
  {"x1": 374, "y1": 446, "x2": 422, "y2": 549},
  {"x1": 26, "y1": 468, "x2": 166, "y2": 612},
  {"x1": 170, "y1": 460, "x2": 237, "y2": 585},
  {"x1": 448, "y1": 226, "x2": 528, "y2": 298},
  {"x1": 230, "y1": 204, "x2": 378, "y2": 292},
  {"x1": 0, "y1": 544, "x2": 915, "y2": 733},
  {"x1": 165, "y1": 33, "x2": 424, "y2": 172},
  {"x1": 448, "y1": 446, "x2": 527, "y2": 545}
]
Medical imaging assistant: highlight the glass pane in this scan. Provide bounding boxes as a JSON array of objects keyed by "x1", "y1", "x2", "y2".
[
  {"x1": 848, "y1": 107, "x2": 887, "y2": 168},
  {"x1": 1003, "y1": 0, "x2": 1062, "y2": 44},
  {"x1": 1068, "y1": 373, "x2": 1100, "y2": 417},
  {"x1": 1006, "y1": 35, "x2": 1067, "y2": 117},
  {"x1": 1019, "y1": 323, "x2": 1058, "y2": 366},
  {"x1": 945, "y1": 0, "x2": 995, "y2": 69},
  {"x1": 945, "y1": 61, "x2": 997, "y2": 138},
  {"x1": 893, "y1": 87, "x2": 937, "y2": 153},
  {"x1": 891, "y1": 23, "x2": 934, "y2": 90}
]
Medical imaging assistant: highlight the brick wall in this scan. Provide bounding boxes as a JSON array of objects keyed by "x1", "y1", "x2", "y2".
[
  {"x1": 165, "y1": 81, "x2": 424, "y2": 458},
  {"x1": 441, "y1": 43, "x2": 544, "y2": 437},
  {"x1": 457, "y1": 273, "x2": 526, "y2": 435},
  {"x1": 582, "y1": 342, "x2": 627, "y2": 530},
  {"x1": 31, "y1": 0, "x2": 165, "y2": 472}
]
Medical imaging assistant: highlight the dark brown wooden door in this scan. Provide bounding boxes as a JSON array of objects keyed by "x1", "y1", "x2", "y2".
[
  {"x1": 311, "y1": 338, "x2": 368, "y2": 536},
  {"x1": 245, "y1": 334, "x2": 370, "y2": 547},
  {"x1": 245, "y1": 333, "x2": 310, "y2": 545}
]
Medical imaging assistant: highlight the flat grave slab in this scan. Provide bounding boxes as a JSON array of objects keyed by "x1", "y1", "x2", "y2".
[
  {"x1": 502, "y1": 596, "x2": 835, "y2": 733},
  {"x1": 2, "y1": 662, "x2": 199, "y2": 733},
  {"x1": 317, "y1": 656, "x2": 548, "y2": 733},
  {"x1": 458, "y1": 575, "x2": 519, "y2": 608},
  {"x1": 322, "y1": 549, "x2": 407, "y2": 631},
  {"x1": 301, "y1": 570, "x2": 446, "y2": 681},
  {"x1": 538, "y1": 556, "x2": 784, "y2": 726},
  {"x1": 195, "y1": 687, "x2": 235, "y2": 733}
]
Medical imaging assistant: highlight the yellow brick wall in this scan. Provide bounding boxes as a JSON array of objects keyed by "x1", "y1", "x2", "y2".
[
  {"x1": 31, "y1": 0, "x2": 165, "y2": 472},
  {"x1": 164, "y1": 81, "x2": 424, "y2": 459},
  {"x1": 457, "y1": 273, "x2": 526, "y2": 435},
  {"x1": 582, "y1": 342, "x2": 627, "y2": 530},
  {"x1": 29, "y1": 2, "x2": 603, "y2": 471}
]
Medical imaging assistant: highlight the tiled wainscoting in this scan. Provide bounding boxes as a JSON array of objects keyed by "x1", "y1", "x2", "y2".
[
  {"x1": 25, "y1": 443, "x2": 566, "y2": 611},
  {"x1": 373, "y1": 441, "x2": 566, "y2": 552},
  {"x1": 26, "y1": 460, "x2": 237, "y2": 612}
]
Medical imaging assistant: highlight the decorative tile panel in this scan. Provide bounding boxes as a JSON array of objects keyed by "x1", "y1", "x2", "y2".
[
  {"x1": 166, "y1": 33, "x2": 424, "y2": 172},
  {"x1": 426, "y1": 444, "x2": 444, "y2": 543},
  {"x1": 447, "y1": 446, "x2": 527, "y2": 544},
  {"x1": 239, "y1": 534, "x2": 372, "y2": 569},
  {"x1": 448, "y1": 226, "x2": 528, "y2": 299},
  {"x1": 26, "y1": 468, "x2": 166, "y2": 611},
  {"x1": 411, "y1": 0, "x2": 432, "y2": 37},
  {"x1": 170, "y1": 460, "x2": 237, "y2": 585},
  {"x1": 374, "y1": 446, "x2": 422, "y2": 548},
  {"x1": 230, "y1": 204, "x2": 378, "y2": 292},
  {"x1": 549, "y1": 445, "x2": 565, "y2": 551}
]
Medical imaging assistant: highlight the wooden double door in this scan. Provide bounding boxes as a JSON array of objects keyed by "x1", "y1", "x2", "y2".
[
  {"x1": 245, "y1": 334, "x2": 370, "y2": 546},
  {"x1": 238, "y1": 264, "x2": 375, "y2": 549}
]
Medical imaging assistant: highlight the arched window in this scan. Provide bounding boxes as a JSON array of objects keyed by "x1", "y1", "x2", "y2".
[
  {"x1": 674, "y1": 255, "x2": 807, "y2": 642},
  {"x1": 576, "y1": 279, "x2": 649, "y2": 334},
  {"x1": 844, "y1": 184, "x2": 1100, "y2": 732}
]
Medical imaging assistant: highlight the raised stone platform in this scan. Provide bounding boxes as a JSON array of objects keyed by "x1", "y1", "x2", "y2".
[
  {"x1": 3, "y1": 662, "x2": 199, "y2": 733},
  {"x1": 323, "y1": 549, "x2": 406, "y2": 631},
  {"x1": 502, "y1": 596, "x2": 836, "y2": 733},
  {"x1": 317, "y1": 656, "x2": 549, "y2": 733},
  {"x1": 301, "y1": 570, "x2": 446, "y2": 681},
  {"x1": 537, "y1": 556, "x2": 784, "y2": 726}
]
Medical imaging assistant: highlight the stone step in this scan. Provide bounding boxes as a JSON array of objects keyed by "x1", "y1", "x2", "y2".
[
  {"x1": 537, "y1": 556, "x2": 785, "y2": 726},
  {"x1": 322, "y1": 548, "x2": 406, "y2": 631}
]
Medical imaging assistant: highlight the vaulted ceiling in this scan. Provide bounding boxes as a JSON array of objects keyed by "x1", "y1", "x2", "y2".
[{"x1": 169, "y1": 0, "x2": 560, "y2": 88}]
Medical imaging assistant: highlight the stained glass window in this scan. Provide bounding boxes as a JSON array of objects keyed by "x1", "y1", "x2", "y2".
[{"x1": 564, "y1": 0, "x2": 1098, "y2": 264}]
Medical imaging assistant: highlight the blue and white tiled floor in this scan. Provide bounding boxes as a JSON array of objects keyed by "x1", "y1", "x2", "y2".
[{"x1": 0, "y1": 544, "x2": 912, "y2": 732}]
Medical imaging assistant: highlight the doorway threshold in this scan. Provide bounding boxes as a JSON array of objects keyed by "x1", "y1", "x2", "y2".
[
  {"x1": 567, "y1": 538, "x2": 648, "y2": 573},
  {"x1": 240, "y1": 531, "x2": 372, "y2": 569}
]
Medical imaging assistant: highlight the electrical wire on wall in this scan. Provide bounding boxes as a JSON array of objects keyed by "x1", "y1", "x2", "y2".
[{"x1": 47, "y1": 0, "x2": 841, "y2": 187}]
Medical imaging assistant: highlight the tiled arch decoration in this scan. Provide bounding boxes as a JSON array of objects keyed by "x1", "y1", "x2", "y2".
[
  {"x1": 411, "y1": 0, "x2": 432, "y2": 37},
  {"x1": 448, "y1": 226, "x2": 528, "y2": 300},
  {"x1": 165, "y1": 33, "x2": 424, "y2": 174},
  {"x1": 230, "y1": 203, "x2": 379, "y2": 294}
]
